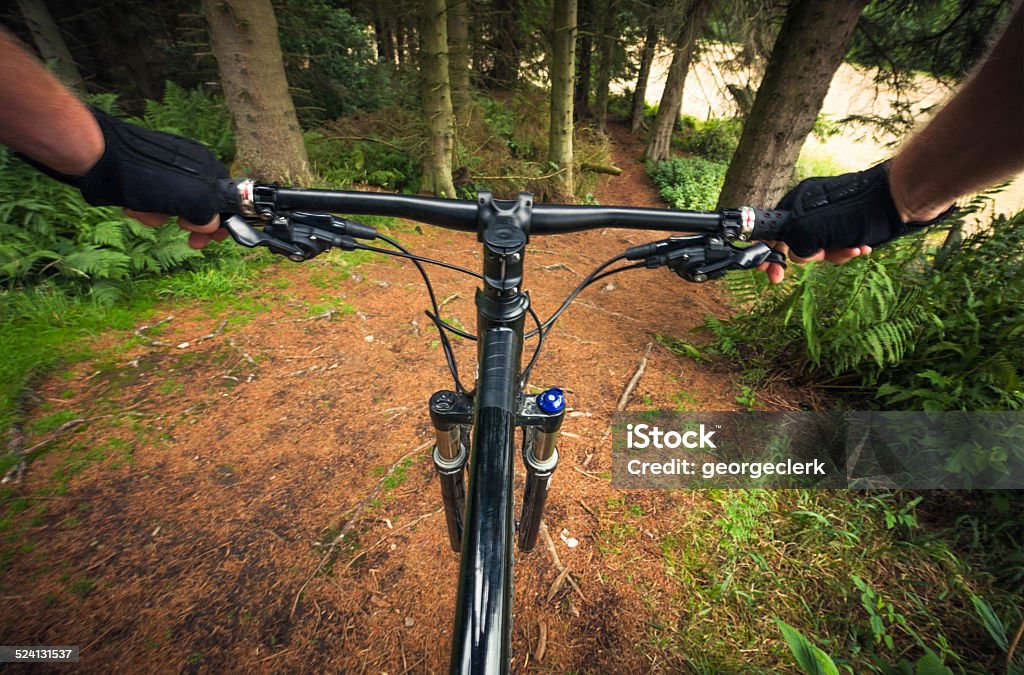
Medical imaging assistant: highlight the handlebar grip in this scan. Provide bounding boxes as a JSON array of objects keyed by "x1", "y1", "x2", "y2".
[
  {"x1": 217, "y1": 178, "x2": 250, "y2": 216},
  {"x1": 749, "y1": 208, "x2": 791, "y2": 241}
]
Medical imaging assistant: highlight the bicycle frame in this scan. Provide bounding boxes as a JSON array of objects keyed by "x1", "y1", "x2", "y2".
[{"x1": 223, "y1": 181, "x2": 787, "y2": 674}]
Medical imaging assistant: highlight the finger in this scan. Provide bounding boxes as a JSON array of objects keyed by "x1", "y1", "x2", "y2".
[
  {"x1": 179, "y1": 214, "x2": 222, "y2": 235},
  {"x1": 211, "y1": 229, "x2": 229, "y2": 242},
  {"x1": 125, "y1": 209, "x2": 170, "y2": 227},
  {"x1": 822, "y1": 247, "x2": 863, "y2": 264},
  {"x1": 187, "y1": 231, "x2": 216, "y2": 249},
  {"x1": 790, "y1": 249, "x2": 826, "y2": 264},
  {"x1": 766, "y1": 262, "x2": 786, "y2": 284}
]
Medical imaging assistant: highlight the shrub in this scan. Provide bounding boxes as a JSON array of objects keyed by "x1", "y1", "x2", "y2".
[
  {"x1": 677, "y1": 116, "x2": 743, "y2": 163},
  {"x1": 647, "y1": 157, "x2": 729, "y2": 210}
]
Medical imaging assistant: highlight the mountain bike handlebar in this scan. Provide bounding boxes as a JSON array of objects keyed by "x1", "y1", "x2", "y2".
[{"x1": 220, "y1": 179, "x2": 792, "y2": 241}]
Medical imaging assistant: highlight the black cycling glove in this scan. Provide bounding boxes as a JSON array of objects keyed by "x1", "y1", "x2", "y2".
[
  {"x1": 20, "y1": 107, "x2": 232, "y2": 225},
  {"x1": 777, "y1": 162, "x2": 954, "y2": 258}
]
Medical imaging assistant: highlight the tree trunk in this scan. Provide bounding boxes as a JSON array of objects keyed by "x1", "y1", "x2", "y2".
[
  {"x1": 419, "y1": 0, "x2": 457, "y2": 197},
  {"x1": 717, "y1": 0, "x2": 868, "y2": 207},
  {"x1": 491, "y1": 0, "x2": 520, "y2": 89},
  {"x1": 549, "y1": 0, "x2": 577, "y2": 198},
  {"x1": 573, "y1": 0, "x2": 592, "y2": 121},
  {"x1": 447, "y1": 0, "x2": 471, "y2": 122},
  {"x1": 17, "y1": 0, "x2": 84, "y2": 92},
  {"x1": 593, "y1": 0, "x2": 618, "y2": 134},
  {"x1": 630, "y1": 21, "x2": 659, "y2": 133},
  {"x1": 644, "y1": 0, "x2": 711, "y2": 162},
  {"x1": 201, "y1": 0, "x2": 310, "y2": 183}
]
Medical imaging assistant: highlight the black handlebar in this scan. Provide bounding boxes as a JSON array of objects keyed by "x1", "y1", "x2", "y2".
[{"x1": 219, "y1": 179, "x2": 791, "y2": 240}]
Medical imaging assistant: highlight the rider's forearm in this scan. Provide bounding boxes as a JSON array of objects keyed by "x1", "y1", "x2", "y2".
[
  {"x1": 0, "y1": 29, "x2": 103, "y2": 175},
  {"x1": 889, "y1": 1, "x2": 1024, "y2": 222}
]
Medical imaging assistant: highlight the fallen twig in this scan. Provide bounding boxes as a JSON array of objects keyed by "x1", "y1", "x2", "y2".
[
  {"x1": 573, "y1": 466, "x2": 607, "y2": 481},
  {"x1": 134, "y1": 315, "x2": 174, "y2": 347},
  {"x1": 617, "y1": 342, "x2": 653, "y2": 411},
  {"x1": 546, "y1": 566, "x2": 572, "y2": 602},
  {"x1": 539, "y1": 521, "x2": 586, "y2": 602},
  {"x1": 574, "y1": 300, "x2": 640, "y2": 323},
  {"x1": 534, "y1": 620, "x2": 548, "y2": 663},
  {"x1": 3, "y1": 412, "x2": 146, "y2": 483},
  {"x1": 197, "y1": 319, "x2": 228, "y2": 342},
  {"x1": 537, "y1": 262, "x2": 578, "y2": 275},
  {"x1": 438, "y1": 293, "x2": 460, "y2": 309},
  {"x1": 295, "y1": 309, "x2": 338, "y2": 322},
  {"x1": 346, "y1": 508, "x2": 442, "y2": 568},
  {"x1": 228, "y1": 337, "x2": 258, "y2": 368}
]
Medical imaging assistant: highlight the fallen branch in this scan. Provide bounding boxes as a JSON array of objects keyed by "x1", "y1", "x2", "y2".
[
  {"x1": 438, "y1": 293, "x2": 460, "y2": 309},
  {"x1": 580, "y1": 162, "x2": 622, "y2": 176},
  {"x1": 617, "y1": 342, "x2": 653, "y2": 411},
  {"x1": 134, "y1": 315, "x2": 173, "y2": 347},
  {"x1": 534, "y1": 620, "x2": 548, "y2": 663},
  {"x1": 539, "y1": 521, "x2": 586, "y2": 602},
  {"x1": 3, "y1": 412, "x2": 146, "y2": 483},
  {"x1": 197, "y1": 319, "x2": 228, "y2": 342},
  {"x1": 291, "y1": 441, "x2": 431, "y2": 617}
]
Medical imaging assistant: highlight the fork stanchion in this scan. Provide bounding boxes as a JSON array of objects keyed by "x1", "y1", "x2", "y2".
[
  {"x1": 517, "y1": 388, "x2": 565, "y2": 552},
  {"x1": 430, "y1": 390, "x2": 474, "y2": 552}
]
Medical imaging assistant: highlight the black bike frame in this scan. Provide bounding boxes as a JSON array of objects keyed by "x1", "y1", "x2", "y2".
[{"x1": 231, "y1": 184, "x2": 738, "y2": 674}]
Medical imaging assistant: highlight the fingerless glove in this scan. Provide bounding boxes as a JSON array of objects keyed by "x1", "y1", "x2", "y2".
[
  {"x1": 20, "y1": 107, "x2": 232, "y2": 224},
  {"x1": 777, "y1": 162, "x2": 953, "y2": 258}
]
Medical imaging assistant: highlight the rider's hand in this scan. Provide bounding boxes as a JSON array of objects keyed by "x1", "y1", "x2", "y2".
[
  {"x1": 759, "y1": 162, "x2": 954, "y2": 283},
  {"x1": 20, "y1": 108, "x2": 232, "y2": 249}
]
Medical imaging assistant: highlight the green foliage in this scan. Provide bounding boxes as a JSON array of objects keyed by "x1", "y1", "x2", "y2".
[
  {"x1": 0, "y1": 148, "x2": 229, "y2": 301},
  {"x1": 647, "y1": 157, "x2": 728, "y2": 210},
  {"x1": 776, "y1": 620, "x2": 839, "y2": 675},
  {"x1": 709, "y1": 203, "x2": 1024, "y2": 411},
  {"x1": 848, "y1": 0, "x2": 1010, "y2": 80},
  {"x1": 677, "y1": 116, "x2": 743, "y2": 163},
  {"x1": 304, "y1": 131, "x2": 421, "y2": 193},
  {"x1": 652, "y1": 489, "x2": 1021, "y2": 672},
  {"x1": 275, "y1": 0, "x2": 392, "y2": 125},
  {"x1": 132, "y1": 82, "x2": 234, "y2": 163}
]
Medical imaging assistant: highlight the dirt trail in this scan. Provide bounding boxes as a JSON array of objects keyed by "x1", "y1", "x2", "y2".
[{"x1": 0, "y1": 123, "x2": 805, "y2": 672}]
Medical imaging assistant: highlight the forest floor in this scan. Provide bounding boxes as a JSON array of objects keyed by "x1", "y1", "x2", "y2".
[{"x1": 0, "y1": 123, "x2": 826, "y2": 672}]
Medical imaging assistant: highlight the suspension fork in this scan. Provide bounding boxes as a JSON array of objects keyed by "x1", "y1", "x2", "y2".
[
  {"x1": 430, "y1": 390, "x2": 473, "y2": 551},
  {"x1": 516, "y1": 389, "x2": 565, "y2": 552}
]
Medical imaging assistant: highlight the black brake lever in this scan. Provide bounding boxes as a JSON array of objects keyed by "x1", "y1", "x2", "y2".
[
  {"x1": 223, "y1": 213, "x2": 377, "y2": 262},
  {"x1": 224, "y1": 215, "x2": 307, "y2": 260}
]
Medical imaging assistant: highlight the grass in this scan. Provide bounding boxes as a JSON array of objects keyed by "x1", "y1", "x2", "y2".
[
  {"x1": 0, "y1": 254, "x2": 268, "y2": 438},
  {"x1": 640, "y1": 489, "x2": 1021, "y2": 673}
]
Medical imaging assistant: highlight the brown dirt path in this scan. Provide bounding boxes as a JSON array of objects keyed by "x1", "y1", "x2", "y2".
[{"x1": 0, "y1": 123, "x2": 803, "y2": 672}]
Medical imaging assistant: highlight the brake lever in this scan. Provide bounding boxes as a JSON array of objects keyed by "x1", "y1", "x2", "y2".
[
  {"x1": 223, "y1": 213, "x2": 377, "y2": 262},
  {"x1": 626, "y1": 235, "x2": 785, "y2": 283},
  {"x1": 224, "y1": 215, "x2": 307, "y2": 260}
]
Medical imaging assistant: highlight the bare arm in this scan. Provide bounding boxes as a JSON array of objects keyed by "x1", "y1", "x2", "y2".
[
  {"x1": 889, "y1": 1, "x2": 1024, "y2": 221},
  {"x1": 0, "y1": 29, "x2": 103, "y2": 175},
  {"x1": 0, "y1": 29, "x2": 226, "y2": 248}
]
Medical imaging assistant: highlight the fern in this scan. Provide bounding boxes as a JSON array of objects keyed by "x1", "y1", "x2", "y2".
[{"x1": 711, "y1": 196, "x2": 1024, "y2": 411}]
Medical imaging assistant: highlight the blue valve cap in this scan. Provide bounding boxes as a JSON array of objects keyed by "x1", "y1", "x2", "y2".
[{"x1": 538, "y1": 388, "x2": 565, "y2": 414}]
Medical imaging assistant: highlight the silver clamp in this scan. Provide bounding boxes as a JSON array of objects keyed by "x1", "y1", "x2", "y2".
[{"x1": 738, "y1": 206, "x2": 755, "y2": 241}]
